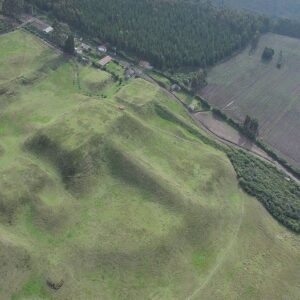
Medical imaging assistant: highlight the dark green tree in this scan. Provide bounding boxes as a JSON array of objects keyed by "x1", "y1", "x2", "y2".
[
  {"x1": 64, "y1": 34, "x2": 75, "y2": 55},
  {"x1": 262, "y1": 47, "x2": 275, "y2": 61},
  {"x1": 191, "y1": 69, "x2": 207, "y2": 91},
  {"x1": 277, "y1": 50, "x2": 283, "y2": 69},
  {"x1": 274, "y1": 18, "x2": 300, "y2": 39},
  {"x1": 250, "y1": 31, "x2": 260, "y2": 53},
  {"x1": 2, "y1": 0, "x2": 24, "y2": 17},
  {"x1": 51, "y1": 20, "x2": 70, "y2": 47},
  {"x1": 243, "y1": 115, "x2": 259, "y2": 138}
]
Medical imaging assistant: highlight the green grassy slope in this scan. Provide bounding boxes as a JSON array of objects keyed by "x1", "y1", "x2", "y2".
[
  {"x1": 0, "y1": 30, "x2": 58, "y2": 85},
  {"x1": 201, "y1": 33, "x2": 300, "y2": 169},
  {"x1": 0, "y1": 30, "x2": 299, "y2": 300}
]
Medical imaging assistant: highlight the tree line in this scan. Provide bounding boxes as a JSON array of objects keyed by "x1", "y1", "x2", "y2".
[
  {"x1": 273, "y1": 18, "x2": 300, "y2": 39},
  {"x1": 17, "y1": 0, "x2": 270, "y2": 69},
  {"x1": 228, "y1": 149, "x2": 300, "y2": 233},
  {"x1": 3, "y1": 0, "x2": 300, "y2": 70}
]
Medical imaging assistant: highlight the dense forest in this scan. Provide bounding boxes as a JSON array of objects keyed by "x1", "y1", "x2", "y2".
[
  {"x1": 212, "y1": 0, "x2": 300, "y2": 20},
  {"x1": 273, "y1": 18, "x2": 300, "y2": 40},
  {"x1": 228, "y1": 149, "x2": 300, "y2": 233},
  {"x1": 22, "y1": 0, "x2": 270, "y2": 69},
  {"x1": 212, "y1": 0, "x2": 300, "y2": 40}
]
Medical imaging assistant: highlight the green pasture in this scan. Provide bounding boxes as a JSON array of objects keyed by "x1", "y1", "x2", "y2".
[{"x1": 0, "y1": 30, "x2": 299, "y2": 300}]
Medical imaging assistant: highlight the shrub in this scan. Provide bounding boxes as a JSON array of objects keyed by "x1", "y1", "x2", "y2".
[{"x1": 262, "y1": 47, "x2": 275, "y2": 61}]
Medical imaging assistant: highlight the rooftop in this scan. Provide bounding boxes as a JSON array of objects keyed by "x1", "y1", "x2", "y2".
[
  {"x1": 31, "y1": 18, "x2": 53, "y2": 33},
  {"x1": 98, "y1": 45, "x2": 107, "y2": 52},
  {"x1": 98, "y1": 56, "x2": 112, "y2": 66}
]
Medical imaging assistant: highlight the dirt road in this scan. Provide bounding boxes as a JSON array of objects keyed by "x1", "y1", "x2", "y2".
[{"x1": 141, "y1": 72, "x2": 300, "y2": 184}]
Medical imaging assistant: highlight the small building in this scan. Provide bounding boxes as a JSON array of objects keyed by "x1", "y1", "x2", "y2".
[
  {"x1": 81, "y1": 57, "x2": 90, "y2": 65},
  {"x1": 139, "y1": 60, "x2": 153, "y2": 70},
  {"x1": 135, "y1": 69, "x2": 143, "y2": 76},
  {"x1": 125, "y1": 68, "x2": 135, "y2": 80},
  {"x1": 188, "y1": 103, "x2": 195, "y2": 112},
  {"x1": 81, "y1": 43, "x2": 91, "y2": 52},
  {"x1": 43, "y1": 26, "x2": 53, "y2": 34},
  {"x1": 77, "y1": 56, "x2": 89, "y2": 65},
  {"x1": 97, "y1": 55, "x2": 112, "y2": 67},
  {"x1": 31, "y1": 18, "x2": 53, "y2": 34},
  {"x1": 75, "y1": 47, "x2": 83, "y2": 55},
  {"x1": 170, "y1": 84, "x2": 181, "y2": 92},
  {"x1": 98, "y1": 45, "x2": 107, "y2": 53}
]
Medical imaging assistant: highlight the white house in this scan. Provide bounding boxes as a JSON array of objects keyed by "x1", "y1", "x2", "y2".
[
  {"x1": 43, "y1": 26, "x2": 54, "y2": 34},
  {"x1": 98, "y1": 45, "x2": 107, "y2": 53}
]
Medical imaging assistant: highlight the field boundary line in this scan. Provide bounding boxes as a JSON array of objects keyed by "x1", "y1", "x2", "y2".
[{"x1": 191, "y1": 113, "x2": 300, "y2": 184}]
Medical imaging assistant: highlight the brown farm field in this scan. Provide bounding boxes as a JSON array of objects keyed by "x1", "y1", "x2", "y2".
[{"x1": 200, "y1": 33, "x2": 300, "y2": 169}]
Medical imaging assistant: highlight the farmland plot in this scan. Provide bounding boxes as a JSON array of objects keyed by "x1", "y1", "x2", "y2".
[{"x1": 200, "y1": 33, "x2": 300, "y2": 169}]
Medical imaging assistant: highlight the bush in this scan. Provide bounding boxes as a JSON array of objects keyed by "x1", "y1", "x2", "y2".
[
  {"x1": 262, "y1": 47, "x2": 275, "y2": 61},
  {"x1": 195, "y1": 96, "x2": 211, "y2": 111},
  {"x1": 212, "y1": 108, "x2": 227, "y2": 120}
]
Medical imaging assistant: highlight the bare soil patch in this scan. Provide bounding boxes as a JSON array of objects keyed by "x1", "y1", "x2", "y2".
[{"x1": 193, "y1": 111, "x2": 269, "y2": 158}]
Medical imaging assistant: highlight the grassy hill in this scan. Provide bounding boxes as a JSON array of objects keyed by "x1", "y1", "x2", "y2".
[
  {"x1": 201, "y1": 33, "x2": 300, "y2": 170},
  {"x1": 0, "y1": 30, "x2": 300, "y2": 299}
]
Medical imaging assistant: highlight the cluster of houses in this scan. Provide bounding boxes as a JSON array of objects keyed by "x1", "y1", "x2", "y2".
[
  {"x1": 21, "y1": 15, "x2": 114, "y2": 69},
  {"x1": 75, "y1": 41, "x2": 113, "y2": 68},
  {"x1": 21, "y1": 15, "x2": 154, "y2": 81}
]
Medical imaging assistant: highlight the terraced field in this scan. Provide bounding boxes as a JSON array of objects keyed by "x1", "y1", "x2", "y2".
[
  {"x1": 0, "y1": 30, "x2": 300, "y2": 300},
  {"x1": 201, "y1": 33, "x2": 300, "y2": 170}
]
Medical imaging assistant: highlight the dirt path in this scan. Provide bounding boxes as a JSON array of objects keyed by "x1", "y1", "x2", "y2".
[
  {"x1": 139, "y1": 72, "x2": 300, "y2": 184},
  {"x1": 186, "y1": 194, "x2": 245, "y2": 300},
  {"x1": 0, "y1": 16, "x2": 33, "y2": 37},
  {"x1": 192, "y1": 112, "x2": 269, "y2": 159},
  {"x1": 191, "y1": 112, "x2": 300, "y2": 184}
]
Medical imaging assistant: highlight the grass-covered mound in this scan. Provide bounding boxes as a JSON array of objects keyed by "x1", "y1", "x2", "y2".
[
  {"x1": 79, "y1": 67, "x2": 112, "y2": 94},
  {"x1": 0, "y1": 30, "x2": 299, "y2": 300}
]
